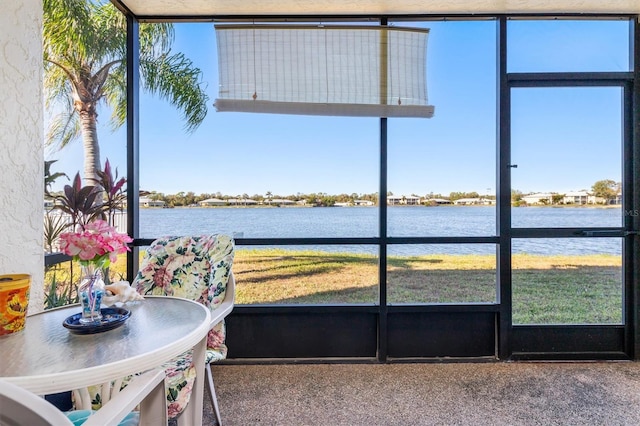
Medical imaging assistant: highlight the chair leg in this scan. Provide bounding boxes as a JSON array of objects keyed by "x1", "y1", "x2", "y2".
[{"x1": 205, "y1": 364, "x2": 223, "y2": 426}]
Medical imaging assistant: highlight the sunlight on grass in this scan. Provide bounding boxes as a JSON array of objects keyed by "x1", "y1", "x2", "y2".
[
  {"x1": 45, "y1": 249, "x2": 623, "y2": 324},
  {"x1": 512, "y1": 253, "x2": 622, "y2": 324},
  {"x1": 233, "y1": 248, "x2": 378, "y2": 304}
]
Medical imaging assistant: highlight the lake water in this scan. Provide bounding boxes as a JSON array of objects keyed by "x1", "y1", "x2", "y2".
[{"x1": 139, "y1": 206, "x2": 624, "y2": 256}]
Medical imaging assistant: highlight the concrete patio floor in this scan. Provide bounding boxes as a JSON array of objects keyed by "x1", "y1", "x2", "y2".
[{"x1": 203, "y1": 361, "x2": 640, "y2": 425}]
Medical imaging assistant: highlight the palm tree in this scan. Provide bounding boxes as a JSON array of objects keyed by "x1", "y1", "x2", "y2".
[{"x1": 43, "y1": 0, "x2": 208, "y2": 188}]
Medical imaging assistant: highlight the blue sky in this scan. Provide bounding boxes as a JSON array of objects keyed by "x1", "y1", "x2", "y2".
[{"x1": 46, "y1": 18, "x2": 630, "y2": 197}]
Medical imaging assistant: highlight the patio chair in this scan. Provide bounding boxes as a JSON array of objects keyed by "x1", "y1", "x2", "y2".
[
  {"x1": 75, "y1": 235, "x2": 234, "y2": 424},
  {"x1": 133, "y1": 234, "x2": 235, "y2": 425},
  {"x1": 0, "y1": 369, "x2": 167, "y2": 426}
]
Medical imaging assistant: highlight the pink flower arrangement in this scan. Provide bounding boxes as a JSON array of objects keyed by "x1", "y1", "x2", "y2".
[{"x1": 59, "y1": 220, "x2": 133, "y2": 268}]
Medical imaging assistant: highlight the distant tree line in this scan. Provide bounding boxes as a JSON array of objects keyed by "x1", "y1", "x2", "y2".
[
  {"x1": 142, "y1": 191, "x2": 381, "y2": 208},
  {"x1": 142, "y1": 190, "x2": 500, "y2": 207},
  {"x1": 50, "y1": 178, "x2": 619, "y2": 208},
  {"x1": 144, "y1": 184, "x2": 621, "y2": 208}
]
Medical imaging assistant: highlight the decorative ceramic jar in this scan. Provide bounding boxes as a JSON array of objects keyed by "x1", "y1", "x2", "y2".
[{"x1": 0, "y1": 274, "x2": 31, "y2": 335}]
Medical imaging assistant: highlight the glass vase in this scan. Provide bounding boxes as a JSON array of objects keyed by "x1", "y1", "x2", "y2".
[{"x1": 78, "y1": 264, "x2": 106, "y2": 324}]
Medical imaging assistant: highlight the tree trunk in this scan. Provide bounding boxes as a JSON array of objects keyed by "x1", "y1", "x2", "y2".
[{"x1": 78, "y1": 109, "x2": 103, "y2": 202}]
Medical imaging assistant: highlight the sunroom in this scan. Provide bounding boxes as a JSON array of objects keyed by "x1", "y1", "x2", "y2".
[
  {"x1": 112, "y1": 1, "x2": 640, "y2": 362},
  {"x1": 1, "y1": 0, "x2": 640, "y2": 370}
]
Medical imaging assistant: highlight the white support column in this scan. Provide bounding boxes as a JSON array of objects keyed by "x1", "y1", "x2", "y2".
[{"x1": 0, "y1": 0, "x2": 45, "y2": 312}]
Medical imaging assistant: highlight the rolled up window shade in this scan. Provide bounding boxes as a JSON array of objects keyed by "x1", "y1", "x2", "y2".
[{"x1": 214, "y1": 25, "x2": 434, "y2": 118}]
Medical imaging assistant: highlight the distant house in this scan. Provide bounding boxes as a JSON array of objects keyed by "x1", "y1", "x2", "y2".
[
  {"x1": 354, "y1": 199, "x2": 375, "y2": 206},
  {"x1": 563, "y1": 191, "x2": 590, "y2": 205},
  {"x1": 227, "y1": 198, "x2": 258, "y2": 206},
  {"x1": 454, "y1": 197, "x2": 481, "y2": 205},
  {"x1": 199, "y1": 198, "x2": 226, "y2": 206},
  {"x1": 613, "y1": 193, "x2": 622, "y2": 205},
  {"x1": 387, "y1": 195, "x2": 421, "y2": 205},
  {"x1": 424, "y1": 198, "x2": 452, "y2": 205},
  {"x1": 139, "y1": 196, "x2": 165, "y2": 207},
  {"x1": 387, "y1": 196, "x2": 403, "y2": 205},
  {"x1": 521, "y1": 193, "x2": 554, "y2": 205},
  {"x1": 452, "y1": 197, "x2": 495, "y2": 205},
  {"x1": 404, "y1": 196, "x2": 421, "y2": 205},
  {"x1": 270, "y1": 198, "x2": 295, "y2": 206}
]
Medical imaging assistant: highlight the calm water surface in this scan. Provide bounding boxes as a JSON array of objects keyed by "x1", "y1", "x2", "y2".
[{"x1": 139, "y1": 206, "x2": 623, "y2": 255}]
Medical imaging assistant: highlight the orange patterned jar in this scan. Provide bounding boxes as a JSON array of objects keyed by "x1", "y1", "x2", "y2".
[{"x1": 0, "y1": 274, "x2": 30, "y2": 336}]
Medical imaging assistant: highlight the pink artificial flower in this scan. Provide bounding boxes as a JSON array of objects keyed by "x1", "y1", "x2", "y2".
[
  {"x1": 84, "y1": 220, "x2": 113, "y2": 234},
  {"x1": 58, "y1": 219, "x2": 132, "y2": 266}
]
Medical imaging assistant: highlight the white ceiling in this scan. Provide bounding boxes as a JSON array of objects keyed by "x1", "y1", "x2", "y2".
[{"x1": 113, "y1": 0, "x2": 640, "y2": 18}]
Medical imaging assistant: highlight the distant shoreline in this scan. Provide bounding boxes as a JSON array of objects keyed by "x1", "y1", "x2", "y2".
[{"x1": 140, "y1": 203, "x2": 623, "y2": 209}]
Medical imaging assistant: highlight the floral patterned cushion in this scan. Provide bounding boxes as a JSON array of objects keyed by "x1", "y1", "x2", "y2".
[
  {"x1": 79, "y1": 235, "x2": 234, "y2": 418},
  {"x1": 134, "y1": 235, "x2": 234, "y2": 309},
  {"x1": 162, "y1": 350, "x2": 196, "y2": 419},
  {"x1": 135, "y1": 234, "x2": 234, "y2": 417}
]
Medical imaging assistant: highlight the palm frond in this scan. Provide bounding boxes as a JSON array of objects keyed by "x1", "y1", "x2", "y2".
[
  {"x1": 141, "y1": 53, "x2": 209, "y2": 133},
  {"x1": 104, "y1": 67, "x2": 127, "y2": 130},
  {"x1": 90, "y1": 3, "x2": 127, "y2": 61},
  {"x1": 46, "y1": 111, "x2": 81, "y2": 150},
  {"x1": 43, "y1": 0, "x2": 208, "y2": 160},
  {"x1": 43, "y1": 65, "x2": 74, "y2": 107},
  {"x1": 43, "y1": 0, "x2": 93, "y2": 60},
  {"x1": 140, "y1": 22, "x2": 174, "y2": 58}
]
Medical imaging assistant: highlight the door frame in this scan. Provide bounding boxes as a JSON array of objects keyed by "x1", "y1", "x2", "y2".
[{"x1": 499, "y1": 16, "x2": 639, "y2": 360}]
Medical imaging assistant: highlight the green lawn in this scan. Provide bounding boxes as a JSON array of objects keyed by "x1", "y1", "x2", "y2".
[
  {"x1": 45, "y1": 249, "x2": 623, "y2": 324},
  {"x1": 233, "y1": 249, "x2": 622, "y2": 324}
]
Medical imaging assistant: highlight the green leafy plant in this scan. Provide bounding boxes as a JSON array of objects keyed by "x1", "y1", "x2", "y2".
[
  {"x1": 45, "y1": 158, "x2": 129, "y2": 305},
  {"x1": 95, "y1": 158, "x2": 127, "y2": 226},
  {"x1": 43, "y1": 213, "x2": 70, "y2": 253},
  {"x1": 44, "y1": 159, "x2": 68, "y2": 197},
  {"x1": 44, "y1": 268, "x2": 79, "y2": 309},
  {"x1": 54, "y1": 172, "x2": 103, "y2": 227},
  {"x1": 44, "y1": 160, "x2": 72, "y2": 252}
]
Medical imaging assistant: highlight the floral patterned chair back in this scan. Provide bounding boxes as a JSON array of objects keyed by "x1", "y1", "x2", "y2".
[
  {"x1": 76, "y1": 234, "x2": 235, "y2": 420},
  {"x1": 132, "y1": 234, "x2": 234, "y2": 418}
]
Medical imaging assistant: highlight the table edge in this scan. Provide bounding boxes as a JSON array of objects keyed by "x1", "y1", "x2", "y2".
[{"x1": 3, "y1": 297, "x2": 211, "y2": 395}]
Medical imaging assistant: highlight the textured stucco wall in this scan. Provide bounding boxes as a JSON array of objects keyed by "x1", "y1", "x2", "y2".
[{"x1": 0, "y1": 1, "x2": 45, "y2": 313}]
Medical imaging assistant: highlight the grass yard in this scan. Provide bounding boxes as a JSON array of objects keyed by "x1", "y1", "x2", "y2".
[
  {"x1": 45, "y1": 249, "x2": 622, "y2": 324},
  {"x1": 233, "y1": 249, "x2": 622, "y2": 324}
]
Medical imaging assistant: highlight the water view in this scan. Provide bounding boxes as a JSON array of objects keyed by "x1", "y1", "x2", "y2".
[{"x1": 139, "y1": 206, "x2": 623, "y2": 256}]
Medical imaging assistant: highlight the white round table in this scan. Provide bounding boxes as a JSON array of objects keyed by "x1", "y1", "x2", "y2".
[{"x1": 0, "y1": 296, "x2": 211, "y2": 425}]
